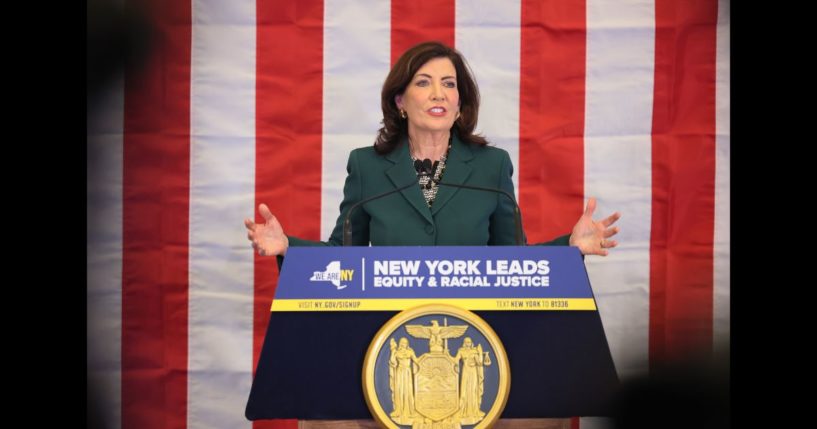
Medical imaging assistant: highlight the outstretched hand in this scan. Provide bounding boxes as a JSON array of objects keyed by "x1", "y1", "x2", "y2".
[
  {"x1": 244, "y1": 203, "x2": 289, "y2": 256},
  {"x1": 568, "y1": 197, "x2": 621, "y2": 256}
]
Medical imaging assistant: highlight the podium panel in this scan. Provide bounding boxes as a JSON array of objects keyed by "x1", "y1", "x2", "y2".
[{"x1": 246, "y1": 247, "x2": 618, "y2": 421}]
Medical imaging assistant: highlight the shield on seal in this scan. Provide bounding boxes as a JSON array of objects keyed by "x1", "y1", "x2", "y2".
[{"x1": 413, "y1": 353, "x2": 459, "y2": 420}]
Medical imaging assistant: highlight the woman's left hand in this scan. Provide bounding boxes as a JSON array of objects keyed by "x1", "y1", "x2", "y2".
[{"x1": 569, "y1": 197, "x2": 621, "y2": 256}]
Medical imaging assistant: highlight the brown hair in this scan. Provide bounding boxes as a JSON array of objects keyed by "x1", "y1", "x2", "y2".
[{"x1": 374, "y1": 41, "x2": 488, "y2": 155}]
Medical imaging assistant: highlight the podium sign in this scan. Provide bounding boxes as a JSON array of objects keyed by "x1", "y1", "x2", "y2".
[
  {"x1": 246, "y1": 246, "x2": 618, "y2": 421},
  {"x1": 273, "y1": 246, "x2": 594, "y2": 312}
]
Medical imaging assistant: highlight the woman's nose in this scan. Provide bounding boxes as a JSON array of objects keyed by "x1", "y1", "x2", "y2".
[{"x1": 430, "y1": 83, "x2": 444, "y2": 100}]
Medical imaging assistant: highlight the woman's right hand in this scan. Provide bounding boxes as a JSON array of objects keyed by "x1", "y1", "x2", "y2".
[{"x1": 244, "y1": 203, "x2": 289, "y2": 256}]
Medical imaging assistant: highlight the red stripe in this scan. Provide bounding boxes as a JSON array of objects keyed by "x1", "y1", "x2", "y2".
[
  {"x1": 519, "y1": 1, "x2": 586, "y2": 243},
  {"x1": 254, "y1": 1, "x2": 324, "y2": 428},
  {"x1": 391, "y1": 0, "x2": 455, "y2": 65},
  {"x1": 650, "y1": 0, "x2": 718, "y2": 363},
  {"x1": 121, "y1": 0, "x2": 190, "y2": 428}
]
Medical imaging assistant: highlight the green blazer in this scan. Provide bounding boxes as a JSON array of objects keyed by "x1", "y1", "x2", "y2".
[{"x1": 287, "y1": 134, "x2": 570, "y2": 248}]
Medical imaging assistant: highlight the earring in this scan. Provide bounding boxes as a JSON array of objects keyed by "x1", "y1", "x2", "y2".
[{"x1": 400, "y1": 109, "x2": 407, "y2": 119}]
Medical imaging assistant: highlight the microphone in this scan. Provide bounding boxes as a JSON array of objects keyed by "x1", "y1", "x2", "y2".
[
  {"x1": 342, "y1": 167, "x2": 433, "y2": 246},
  {"x1": 432, "y1": 179, "x2": 525, "y2": 245},
  {"x1": 410, "y1": 159, "x2": 524, "y2": 245}
]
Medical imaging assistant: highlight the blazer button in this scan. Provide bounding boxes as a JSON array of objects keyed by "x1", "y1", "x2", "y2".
[{"x1": 425, "y1": 224, "x2": 435, "y2": 235}]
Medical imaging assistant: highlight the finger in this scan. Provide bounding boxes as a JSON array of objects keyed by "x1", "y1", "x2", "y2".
[
  {"x1": 267, "y1": 213, "x2": 284, "y2": 232},
  {"x1": 247, "y1": 231, "x2": 254, "y2": 241},
  {"x1": 603, "y1": 227, "x2": 620, "y2": 239},
  {"x1": 601, "y1": 211, "x2": 621, "y2": 227},
  {"x1": 599, "y1": 239, "x2": 618, "y2": 249},
  {"x1": 583, "y1": 247, "x2": 608, "y2": 257},
  {"x1": 584, "y1": 197, "x2": 597, "y2": 217},
  {"x1": 259, "y1": 203, "x2": 274, "y2": 222},
  {"x1": 244, "y1": 218, "x2": 256, "y2": 231},
  {"x1": 251, "y1": 242, "x2": 258, "y2": 250}
]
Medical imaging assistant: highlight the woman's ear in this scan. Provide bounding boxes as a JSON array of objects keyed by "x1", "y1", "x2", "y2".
[{"x1": 394, "y1": 94, "x2": 403, "y2": 109}]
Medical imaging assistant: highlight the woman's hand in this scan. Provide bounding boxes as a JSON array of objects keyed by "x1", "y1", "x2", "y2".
[
  {"x1": 244, "y1": 203, "x2": 289, "y2": 256},
  {"x1": 568, "y1": 197, "x2": 621, "y2": 256}
]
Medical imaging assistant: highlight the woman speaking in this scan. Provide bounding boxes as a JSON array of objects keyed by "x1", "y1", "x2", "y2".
[{"x1": 245, "y1": 42, "x2": 620, "y2": 257}]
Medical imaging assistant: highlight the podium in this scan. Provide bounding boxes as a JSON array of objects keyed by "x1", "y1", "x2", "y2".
[{"x1": 246, "y1": 246, "x2": 619, "y2": 426}]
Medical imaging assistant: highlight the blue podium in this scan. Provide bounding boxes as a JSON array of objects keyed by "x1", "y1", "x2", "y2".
[{"x1": 246, "y1": 246, "x2": 618, "y2": 421}]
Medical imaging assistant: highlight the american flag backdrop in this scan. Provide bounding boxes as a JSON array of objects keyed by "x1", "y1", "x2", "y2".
[{"x1": 87, "y1": 0, "x2": 730, "y2": 428}]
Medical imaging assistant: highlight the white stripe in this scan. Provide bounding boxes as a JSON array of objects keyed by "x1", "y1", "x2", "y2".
[
  {"x1": 87, "y1": 74, "x2": 123, "y2": 429},
  {"x1": 322, "y1": 0, "x2": 392, "y2": 239},
  {"x1": 583, "y1": 0, "x2": 655, "y2": 383},
  {"x1": 455, "y1": 0, "x2": 522, "y2": 193},
  {"x1": 189, "y1": 2, "x2": 255, "y2": 428},
  {"x1": 713, "y1": 0, "x2": 730, "y2": 356}
]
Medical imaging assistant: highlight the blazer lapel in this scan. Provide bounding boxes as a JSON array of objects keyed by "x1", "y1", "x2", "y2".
[
  {"x1": 385, "y1": 139, "x2": 434, "y2": 225},
  {"x1": 430, "y1": 134, "x2": 474, "y2": 216}
]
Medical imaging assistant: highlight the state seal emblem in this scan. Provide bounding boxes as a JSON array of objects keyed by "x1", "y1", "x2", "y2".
[{"x1": 363, "y1": 304, "x2": 510, "y2": 429}]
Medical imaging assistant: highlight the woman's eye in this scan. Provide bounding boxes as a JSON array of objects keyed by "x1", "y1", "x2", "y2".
[
  {"x1": 416, "y1": 80, "x2": 429, "y2": 87},
  {"x1": 444, "y1": 81, "x2": 456, "y2": 88}
]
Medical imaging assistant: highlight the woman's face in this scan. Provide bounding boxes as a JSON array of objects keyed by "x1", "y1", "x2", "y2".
[{"x1": 397, "y1": 57, "x2": 460, "y2": 136}]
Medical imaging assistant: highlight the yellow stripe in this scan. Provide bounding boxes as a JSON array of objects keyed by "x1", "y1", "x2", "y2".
[{"x1": 270, "y1": 298, "x2": 596, "y2": 312}]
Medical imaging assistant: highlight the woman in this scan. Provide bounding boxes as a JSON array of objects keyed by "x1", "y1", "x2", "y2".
[
  {"x1": 388, "y1": 337, "x2": 419, "y2": 425},
  {"x1": 245, "y1": 42, "x2": 620, "y2": 255},
  {"x1": 454, "y1": 337, "x2": 489, "y2": 425}
]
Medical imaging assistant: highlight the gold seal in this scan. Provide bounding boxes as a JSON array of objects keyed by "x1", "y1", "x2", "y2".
[{"x1": 363, "y1": 304, "x2": 510, "y2": 429}]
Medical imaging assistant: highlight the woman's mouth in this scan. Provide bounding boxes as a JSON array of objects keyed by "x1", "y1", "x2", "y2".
[{"x1": 427, "y1": 107, "x2": 447, "y2": 117}]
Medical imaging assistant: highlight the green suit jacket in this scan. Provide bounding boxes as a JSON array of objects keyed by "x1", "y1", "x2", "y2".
[{"x1": 287, "y1": 134, "x2": 570, "y2": 248}]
